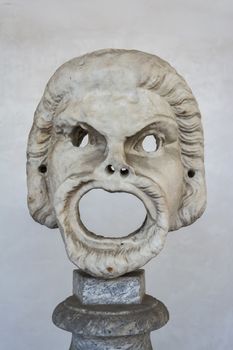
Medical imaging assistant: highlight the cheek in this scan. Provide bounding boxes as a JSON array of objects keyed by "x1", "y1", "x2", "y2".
[
  {"x1": 128, "y1": 148, "x2": 184, "y2": 212},
  {"x1": 47, "y1": 138, "x2": 105, "y2": 193},
  {"x1": 160, "y1": 155, "x2": 184, "y2": 214}
]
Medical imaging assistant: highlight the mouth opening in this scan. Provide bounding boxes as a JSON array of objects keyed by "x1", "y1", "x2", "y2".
[{"x1": 78, "y1": 188, "x2": 148, "y2": 238}]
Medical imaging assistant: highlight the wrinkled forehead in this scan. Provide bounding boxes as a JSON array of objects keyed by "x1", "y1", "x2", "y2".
[{"x1": 56, "y1": 88, "x2": 176, "y2": 138}]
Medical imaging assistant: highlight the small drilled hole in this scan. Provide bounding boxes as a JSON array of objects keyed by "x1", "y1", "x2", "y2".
[
  {"x1": 38, "y1": 164, "x2": 47, "y2": 174},
  {"x1": 120, "y1": 167, "x2": 129, "y2": 177},
  {"x1": 188, "y1": 169, "x2": 195, "y2": 178},
  {"x1": 106, "y1": 165, "x2": 115, "y2": 174}
]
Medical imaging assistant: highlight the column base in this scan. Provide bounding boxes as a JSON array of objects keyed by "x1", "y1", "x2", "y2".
[
  {"x1": 69, "y1": 333, "x2": 153, "y2": 350},
  {"x1": 52, "y1": 270, "x2": 169, "y2": 350}
]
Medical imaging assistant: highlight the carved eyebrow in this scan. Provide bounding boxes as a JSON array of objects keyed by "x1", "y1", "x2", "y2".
[
  {"x1": 55, "y1": 111, "x2": 105, "y2": 135},
  {"x1": 130, "y1": 117, "x2": 177, "y2": 138},
  {"x1": 78, "y1": 122, "x2": 105, "y2": 137}
]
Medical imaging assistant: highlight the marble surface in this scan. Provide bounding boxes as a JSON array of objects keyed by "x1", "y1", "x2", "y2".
[
  {"x1": 27, "y1": 49, "x2": 206, "y2": 278},
  {"x1": 73, "y1": 269, "x2": 145, "y2": 304},
  {"x1": 2, "y1": 1, "x2": 232, "y2": 348},
  {"x1": 53, "y1": 269, "x2": 169, "y2": 349}
]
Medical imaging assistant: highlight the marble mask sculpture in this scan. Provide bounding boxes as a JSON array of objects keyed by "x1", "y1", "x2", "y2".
[{"x1": 27, "y1": 49, "x2": 206, "y2": 278}]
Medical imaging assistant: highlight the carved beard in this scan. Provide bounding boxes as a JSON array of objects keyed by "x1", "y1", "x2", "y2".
[{"x1": 54, "y1": 173, "x2": 169, "y2": 278}]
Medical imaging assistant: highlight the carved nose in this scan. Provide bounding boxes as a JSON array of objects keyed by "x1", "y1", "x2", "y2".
[{"x1": 105, "y1": 164, "x2": 130, "y2": 177}]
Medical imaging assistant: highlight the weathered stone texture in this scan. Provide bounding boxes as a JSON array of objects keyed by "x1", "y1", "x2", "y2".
[
  {"x1": 53, "y1": 270, "x2": 169, "y2": 349},
  {"x1": 73, "y1": 269, "x2": 145, "y2": 304},
  {"x1": 27, "y1": 49, "x2": 206, "y2": 279}
]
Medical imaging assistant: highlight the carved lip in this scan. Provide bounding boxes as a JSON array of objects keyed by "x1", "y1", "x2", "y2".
[
  {"x1": 54, "y1": 175, "x2": 169, "y2": 277},
  {"x1": 65, "y1": 179, "x2": 160, "y2": 250},
  {"x1": 77, "y1": 188, "x2": 150, "y2": 240}
]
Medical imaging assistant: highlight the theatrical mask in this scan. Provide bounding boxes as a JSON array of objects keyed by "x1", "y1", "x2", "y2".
[{"x1": 27, "y1": 49, "x2": 206, "y2": 278}]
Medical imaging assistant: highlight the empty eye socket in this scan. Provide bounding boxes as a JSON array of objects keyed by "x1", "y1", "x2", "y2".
[
  {"x1": 79, "y1": 134, "x2": 89, "y2": 148},
  {"x1": 70, "y1": 125, "x2": 89, "y2": 148},
  {"x1": 142, "y1": 135, "x2": 158, "y2": 153}
]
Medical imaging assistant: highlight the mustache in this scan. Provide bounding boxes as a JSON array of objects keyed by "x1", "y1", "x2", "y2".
[
  {"x1": 59, "y1": 172, "x2": 167, "y2": 216},
  {"x1": 132, "y1": 175, "x2": 168, "y2": 218},
  {"x1": 63, "y1": 172, "x2": 165, "y2": 197},
  {"x1": 133, "y1": 175, "x2": 166, "y2": 200}
]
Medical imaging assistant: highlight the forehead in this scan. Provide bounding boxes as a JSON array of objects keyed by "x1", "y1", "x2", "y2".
[{"x1": 56, "y1": 89, "x2": 176, "y2": 137}]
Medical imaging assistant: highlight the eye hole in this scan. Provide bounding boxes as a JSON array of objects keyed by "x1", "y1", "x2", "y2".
[
  {"x1": 70, "y1": 125, "x2": 89, "y2": 148},
  {"x1": 79, "y1": 134, "x2": 89, "y2": 148},
  {"x1": 142, "y1": 135, "x2": 158, "y2": 152}
]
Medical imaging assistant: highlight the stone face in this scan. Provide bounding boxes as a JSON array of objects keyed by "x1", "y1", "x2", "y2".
[
  {"x1": 73, "y1": 269, "x2": 145, "y2": 304},
  {"x1": 52, "y1": 269, "x2": 169, "y2": 350},
  {"x1": 27, "y1": 49, "x2": 207, "y2": 278}
]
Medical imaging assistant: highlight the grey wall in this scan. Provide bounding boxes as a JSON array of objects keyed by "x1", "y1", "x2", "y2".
[{"x1": 1, "y1": 0, "x2": 232, "y2": 349}]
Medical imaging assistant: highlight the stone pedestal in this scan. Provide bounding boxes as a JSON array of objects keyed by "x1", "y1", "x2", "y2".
[{"x1": 52, "y1": 270, "x2": 169, "y2": 350}]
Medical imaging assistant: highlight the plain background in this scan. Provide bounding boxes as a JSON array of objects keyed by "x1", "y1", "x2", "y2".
[{"x1": 1, "y1": 0, "x2": 233, "y2": 349}]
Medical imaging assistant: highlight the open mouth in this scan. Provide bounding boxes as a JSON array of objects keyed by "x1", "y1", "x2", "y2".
[
  {"x1": 54, "y1": 176, "x2": 169, "y2": 277},
  {"x1": 78, "y1": 189, "x2": 148, "y2": 238}
]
